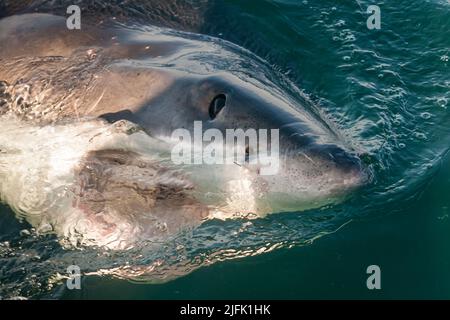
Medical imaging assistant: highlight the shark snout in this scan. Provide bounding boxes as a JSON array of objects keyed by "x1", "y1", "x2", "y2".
[{"x1": 305, "y1": 144, "x2": 368, "y2": 188}]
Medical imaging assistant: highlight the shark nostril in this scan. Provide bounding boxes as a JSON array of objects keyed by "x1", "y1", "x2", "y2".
[
  {"x1": 209, "y1": 94, "x2": 226, "y2": 119},
  {"x1": 335, "y1": 154, "x2": 361, "y2": 172},
  {"x1": 308, "y1": 145, "x2": 365, "y2": 177}
]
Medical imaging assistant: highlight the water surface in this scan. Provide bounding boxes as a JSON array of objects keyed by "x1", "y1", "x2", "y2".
[{"x1": 1, "y1": 0, "x2": 449, "y2": 299}]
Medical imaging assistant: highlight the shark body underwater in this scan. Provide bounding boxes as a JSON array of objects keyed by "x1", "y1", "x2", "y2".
[{"x1": 0, "y1": 3, "x2": 368, "y2": 250}]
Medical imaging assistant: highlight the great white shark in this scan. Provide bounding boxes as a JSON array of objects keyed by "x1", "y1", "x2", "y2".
[{"x1": 0, "y1": 6, "x2": 368, "y2": 249}]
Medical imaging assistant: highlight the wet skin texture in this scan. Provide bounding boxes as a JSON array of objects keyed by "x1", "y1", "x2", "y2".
[{"x1": 0, "y1": 12, "x2": 368, "y2": 247}]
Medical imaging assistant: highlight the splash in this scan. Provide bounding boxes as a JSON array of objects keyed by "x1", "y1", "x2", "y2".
[{"x1": 0, "y1": 115, "x2": 281, "y2": 250}]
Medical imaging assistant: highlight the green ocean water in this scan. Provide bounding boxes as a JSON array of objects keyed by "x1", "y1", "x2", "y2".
[{"x1": 1, "y1": 0, "x2": 450, "y2": 299}]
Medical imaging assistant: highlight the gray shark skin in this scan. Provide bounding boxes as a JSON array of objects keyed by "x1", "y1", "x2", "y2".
[{"x1": 0, "y1": 11, "x2": 368, "y2": 249}]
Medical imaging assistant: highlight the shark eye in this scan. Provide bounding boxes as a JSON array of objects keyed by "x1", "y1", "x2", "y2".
[{"x1": 209, "y1": 94, "x2": 226, "y2": 119}]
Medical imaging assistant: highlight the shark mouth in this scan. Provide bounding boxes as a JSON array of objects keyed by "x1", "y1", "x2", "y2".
[{"x1": 0, "y1": 115, "x2": 269, "y2": 250}]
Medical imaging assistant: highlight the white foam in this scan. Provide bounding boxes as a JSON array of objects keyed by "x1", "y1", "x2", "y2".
[
  {"x1": 0, "y1": 116, "x2": 173, "y2": 248},
  {"x1": 0, "y1": 116, "x2": 264, "y2": 248}
]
